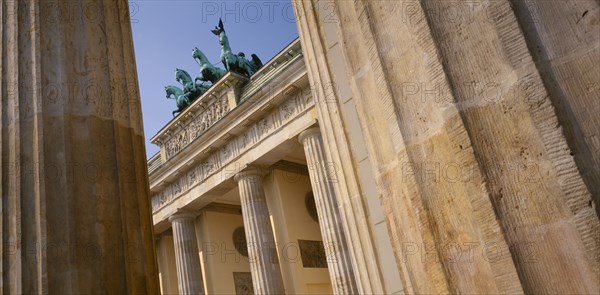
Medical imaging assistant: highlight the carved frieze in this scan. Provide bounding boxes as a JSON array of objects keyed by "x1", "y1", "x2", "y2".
[
  {"x1": 279, "y1": 99, "x2": 296, "y2": 121},
  {"x1": 151, "y1": 92, "x2": 311, "y2": 212},
  {"x1": 164, "y1": 95, "x2": 230, "y2": 159}
]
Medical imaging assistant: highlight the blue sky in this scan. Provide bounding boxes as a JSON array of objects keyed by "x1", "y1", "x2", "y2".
[{"x1": 130, "y1": 1, "x2": 299, "y2": 157}]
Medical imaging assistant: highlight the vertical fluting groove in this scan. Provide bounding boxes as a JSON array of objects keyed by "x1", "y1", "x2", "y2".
[
  {"x1": 507, "y1": 0, "x2": 600, "y2": 285},
  {"x1": 28, "y1": 0, "x2": 47, "y2": 293},
  {"x1": 403, "y1": 0, "x2": 600, "y2": 293},
  {"x1": 350, "y1": 1, "x2": 455, "y2": 293},
  {"x1": 0, "y1": 0, "x2": 3, "y2": 290},
  {"x1": 293, "y1": 1, "x2": 385, "y2": 293},
  {"x1": 299, "y1": 128, "x2": 359, "y2": 294},
  {"x1": 98, "y1": 1, "x2": 129, "y2": 291},
  {"x1": 108, "y1": 0, "x2": 140, "y2": 290},
  {"x1": 415, "y1": 0, "x2": 600, "y2": 293},
  {"x1": 235, "y1": 170, "x2": 285, "y2": 294},
  {"x1": 118, "y1": 0, "x2": 158, "y2": 290},
  {"x1": 18, "y1": 0, "x2": 32, "y2": 293},
  {"x1": 1, "y1": 0, "x2": 159, "y2": 293},
  {"x1": 8, "y1": 2, "x2": 23, "y2": 293},
  {"x1": 169, "y1": 212, "x2": 204, "y2": 295},
  {"x1": 55, "y1": 0, "x2": 78, "y2": 289}
]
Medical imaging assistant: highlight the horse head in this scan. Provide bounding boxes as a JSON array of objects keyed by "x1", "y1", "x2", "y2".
[
  {"x1": 165, "y1": 85, "x2": 183, "y2": 99},
  {"x1": 175, "y1": 68, "x2": 193, "y2": 85},
  {"x1": 218, "y1": 33, "x2": 228, "y2": 48},
  {"x1": 192, "y1": 47, "x2": 209, "y2": 66},
  {"x1": 165, "y1": 85, "x2": 175, "y2": 98}
]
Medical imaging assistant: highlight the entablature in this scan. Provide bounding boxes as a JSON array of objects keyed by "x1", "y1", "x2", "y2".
[{"x1": 146, "y1": 39, "x2": 317, "y2": 229}]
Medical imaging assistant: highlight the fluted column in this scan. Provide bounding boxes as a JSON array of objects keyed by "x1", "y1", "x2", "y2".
[
  {"x1": 234, "y1": 168, "x2": 285, "y2": 294},
  {"x1": 169, "y1": 210, "x2": 204, "y2": 295},
  {"x1": 299, "y1": 127, "x2": 358, "y2": 294},
  {"x1": 0, "y1": 1, "x2": 158, "y2": 293}
]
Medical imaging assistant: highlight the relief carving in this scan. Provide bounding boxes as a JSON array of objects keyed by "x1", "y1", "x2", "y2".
[
  {"x1": 258, "y1": 118, "x2": 270, "y2": 136},
  {"x1": 152, "y1": 94, "x2": 314, "y2": 212},
  {"x1": 188, "y1": 169, "x2": 198, "y2": 185},
  {"x1": 298, "y1": 239, "x2": 328, "y2": 268},
  {"x1": 164, "y1": 96, "x2": 230, "y2": 159},
  {"x1": 280, "y1": 101, "x2": 294, "y2": 120},
  {"x1": 202, "y1": 161, "x2": 216, "y2": 179},
  {"x1": 221, "y1": 145, "x2": 231, "y2": 161},
  {"x1": 233, "y1": 272, "x2": 254, "y2": 295},
  {"x1": 240, "y1": 132, "x2": 249, "y2": 149},
  {"x1": 172, "y1": 179, "x2": 182, "y2": 195}
]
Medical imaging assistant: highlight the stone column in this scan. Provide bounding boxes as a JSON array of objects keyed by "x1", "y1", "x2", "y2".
[
  {"x1": 234, "y1": 168, "x2": 285, "y2": 294},
  {"x1": 168, "y1": 210, "x2": 205, "y2": 295},
  {"x1": 0, "y1": 1, "x2": 158, "y2": 294},
  {"x1": 299, "y1": 127, "x2": 359, "y2": 294},
  {"x1": 294, "y1": 1, "x2": 600, "y2": 293}
]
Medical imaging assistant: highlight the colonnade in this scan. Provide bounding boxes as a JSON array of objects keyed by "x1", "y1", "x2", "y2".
[{"x1": 166, "y1": 127, "x2": 356, "y2": 294}]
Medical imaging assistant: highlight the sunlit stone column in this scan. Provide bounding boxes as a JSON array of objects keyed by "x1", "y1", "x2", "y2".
[
  {"x1": 0, "y1": 1, "x2": 158, "y2": 293},
  {"x1": 169, "y1": 210, "x2": 204, "y2": 295},
  {"x1": 234, "y1": 168, "x2": 285, "y2": 294},
  {"x1": 299, "y1": 127, "x2": 358, "y2": 294}
]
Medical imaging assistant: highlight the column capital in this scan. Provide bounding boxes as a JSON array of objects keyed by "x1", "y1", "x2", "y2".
[
  {"x1": 298, "y1": 127, "x2": 322, "y2": 144},
  {"x1": 234, "y1": 166, "x2": 265, "y2": 182},
  {"x1": 168, "y1": 209, "x2": 197, "y2": 223}
]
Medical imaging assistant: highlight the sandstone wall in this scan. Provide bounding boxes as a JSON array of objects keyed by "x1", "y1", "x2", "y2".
[{"x1": 294, "y1": 0, "x2": 600, "y2": 293}]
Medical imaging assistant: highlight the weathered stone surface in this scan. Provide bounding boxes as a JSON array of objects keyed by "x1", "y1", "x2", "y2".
[
  {"x1": 294, "y1": 0, "x2": 600, "y2": 293},
  {"x1": 293, "y1": 3, "x2": 392, "y2": 293},
  {"x1": 512, "y1": 0, "x2": 600, "y2": 216},
  {"x1": 1, "y1": 0, "x2": 158, "y2": 293},
  {"x1": 233, "y1": 272, "x2": 254, "y2": 295}
]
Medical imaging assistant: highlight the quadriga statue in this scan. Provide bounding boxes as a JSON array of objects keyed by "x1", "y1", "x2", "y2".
[
  {"x1": 165, "y1": 69, "x2": 209, "y2": 117},
  {"x1": 175, "y1": 68, "x2": 209, "y2": 100},
  {"x1": 164, "y1": 85, "x2": 189, "y2": 117},
  {"x1": 192, "y1": 47, "x2": 227, "y2": 84},
  {"x1": 211, "y1": 19, "x2": 263, "y2": 77}
]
